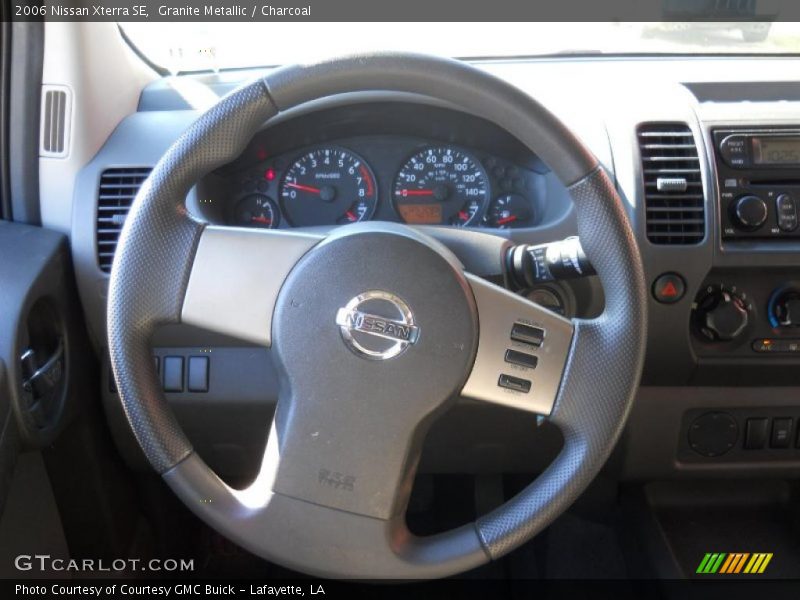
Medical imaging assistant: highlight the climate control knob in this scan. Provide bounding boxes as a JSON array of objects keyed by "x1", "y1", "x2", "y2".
[
  {"x1": 768, "y1": 287, "x2": 800, "y2": 328},
  {"x1": 694, "y1": 286, "x2": 751, "y2": 342},
  {"x1": 733, "y1": 195, "x2": 768, "y2": 230}
]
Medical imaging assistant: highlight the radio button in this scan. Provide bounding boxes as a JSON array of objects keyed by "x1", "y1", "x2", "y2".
[
  {"x1": 776, "y1": 194, "x2": 798, "y2": 232},
  {"x1": 720, "y1": 135, "x2": 747, "y2": 167},
  {"x1": 734, "y1": 195, "x2": 768, "y2": 230}
]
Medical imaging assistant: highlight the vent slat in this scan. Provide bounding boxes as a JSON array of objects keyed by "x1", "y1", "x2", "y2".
[
  {"x1": 646, "y1": 218, "x2": 705, "y2": 225},
  {"x1": 97, "y1": 204, "x2": 134, "y2": 210},
  {"x1": 53, "y1": 90, "x2": 62, "y2": 152},
  {"x1": 640, "y1": 144, "x2": 698, "y2": 150},
  {"x1": 647, "y1": 231, "x2": 702, "y2": 239},
  {"x1": 637, "y1": 131, "x2": 694, "y2": 138},
  {"x1": 638, "y1": 123, "x2": 705, "y2": 245},
  {"x1": 43, "y1": 92, "x2": 53, "y2": 152},
  {"x1": 100, "y1": 173, "x2": 152, "y2": 179},
  {"x1": 647, "y1": 207, "x2": 705, "y2": 213},
  {"x1": 97, "y1": 182, "x2": 148, "y2": 190},
  {"x1": 641, "y1": 156, "x2": 700, "y2": 162},
  {"x1": 96, "y1": 167, "x2": 152, "y2": 273},
  {"x1": 644, "y1": 194, "x2": 703, "y2": 201}
]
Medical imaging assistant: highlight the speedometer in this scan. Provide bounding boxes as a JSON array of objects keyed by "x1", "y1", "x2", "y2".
[
  {"x1": 393, "y1": 146, "x2": 489, "y2": 227},
  {"x1": 279, "y1": 147, "x2": 377, "y2": 227}
]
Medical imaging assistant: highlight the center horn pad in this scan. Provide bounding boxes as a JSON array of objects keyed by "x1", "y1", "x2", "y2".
[{"x1": 270, "y1": 225, "x2": 479, "y2": 519}]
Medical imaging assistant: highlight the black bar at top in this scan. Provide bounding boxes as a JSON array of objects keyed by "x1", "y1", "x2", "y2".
[{"x1": 7, "y1": 0, "x2": 800, "y2": 23}]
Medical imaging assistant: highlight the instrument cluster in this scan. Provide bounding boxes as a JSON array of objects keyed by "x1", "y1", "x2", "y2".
[{"x1": 204, "y1": 136, "x2": 544, "y2": 231}]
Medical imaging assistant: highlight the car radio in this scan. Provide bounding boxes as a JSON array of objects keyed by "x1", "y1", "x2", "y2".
[{"x1": 714, "y1": 128, "x2": 800, "y2": 240}]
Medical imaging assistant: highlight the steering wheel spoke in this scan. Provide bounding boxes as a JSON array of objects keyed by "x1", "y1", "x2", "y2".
[
  {"x1": 180, "y1": 226, "x2": 322, "y2": 345},
  {"x1": 163, "y1": 440, "x2": 488, "y2": 578},
  {"x1": 265, "y1": 382, "x2": 425, "y2": 521},
  {"x1": 461, "y1": 274, "x2": 574, "y2": 415},
  {"x1": 161, "y1": 391, "x2": 490, "y2": 578}
]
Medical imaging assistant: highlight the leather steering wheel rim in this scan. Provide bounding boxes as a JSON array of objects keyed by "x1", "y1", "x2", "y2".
[{"x1": 107, "y1": 53, "x2": 647, "y2": 578}]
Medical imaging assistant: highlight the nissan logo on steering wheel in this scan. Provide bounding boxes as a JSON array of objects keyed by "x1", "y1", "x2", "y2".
[{"x1": 335, "y1": 290, "x2": 420, "y2": 361}]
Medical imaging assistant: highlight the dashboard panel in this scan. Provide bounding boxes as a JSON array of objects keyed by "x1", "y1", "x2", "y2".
[
  {"x1": 194, "y1": 102, "x2": 569, "y2": 232},
  {"x1": 64, "y1": 55, "x2": 800, "y2": 481}
]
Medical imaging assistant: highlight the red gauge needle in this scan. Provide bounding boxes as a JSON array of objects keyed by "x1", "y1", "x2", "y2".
[
  {"x1": 398, "y1": 189, "x2": 435, "y2": 196},
  {"x1": 458, "y1": 211, "x2": 469, "y2": 221},
  {"x1": 345, "y1": 210, "x2": 357, "y2": 222},
  {"x1": 251, "y1": 216, "x2": 272, "y2": 225},
  {"x1": 285, "y1": 182, "x2": 321, "y2": 194},
  {"x1": 496, "y1": 215, "x2": 518, "y2": 226}
]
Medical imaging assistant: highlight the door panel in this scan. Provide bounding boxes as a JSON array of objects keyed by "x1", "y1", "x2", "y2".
[{"x1": 0, "y1": 221, "x2": 93, "y2": 513}]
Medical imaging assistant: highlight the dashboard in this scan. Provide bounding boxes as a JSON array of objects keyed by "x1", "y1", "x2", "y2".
[
  {"x1": 195, "y1": 103, "x2": 567, "y2": 232},
  {"x1": 62, "y1": 55, "x2": 800, "y2": 482}
]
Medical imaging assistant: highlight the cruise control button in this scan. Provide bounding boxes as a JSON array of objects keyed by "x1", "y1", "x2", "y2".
[
  {"x1": 510, "y1": 323, "x2": 544, "y2": 347},
  {"x1": 498, "y1": 374, "x2": 531, "y2": 393},
  {"x1": 504, "y1": 349, "x2": 538, "y2": 369},
  {"x1": 652, "y1": 273, "x2": 685, "y2": 304}
]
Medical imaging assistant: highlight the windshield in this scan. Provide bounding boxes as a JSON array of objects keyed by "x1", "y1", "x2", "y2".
[{"x1": 121, "y1": 22, "x2": 800, "y2": 73}]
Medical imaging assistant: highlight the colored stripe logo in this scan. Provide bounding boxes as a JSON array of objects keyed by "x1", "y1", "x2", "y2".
[{"x1": 696, "y1": 552, "x2": 773, "y2": 574}]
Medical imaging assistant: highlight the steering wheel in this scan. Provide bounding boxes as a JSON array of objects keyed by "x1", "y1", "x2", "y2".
[{"x1": 108, "y1": 53, "x2": 646, "y2": 578}]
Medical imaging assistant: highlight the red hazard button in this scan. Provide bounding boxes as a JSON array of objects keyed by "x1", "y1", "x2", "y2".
[{"x1": 652, "y1": 273, "x2": 686, "y2": 304}]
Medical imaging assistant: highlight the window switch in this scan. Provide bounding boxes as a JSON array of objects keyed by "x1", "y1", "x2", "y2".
[
  {"x1": 187, "y1": 356, "x2": 209, "y2": 393},
  {"x1": 163, "y1": 356, "x2": 184, "y2": 392}
]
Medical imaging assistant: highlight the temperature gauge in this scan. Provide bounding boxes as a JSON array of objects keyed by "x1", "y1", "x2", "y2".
[{"x1": 234, "y1": 194, "x2": 279, "y2": 229}]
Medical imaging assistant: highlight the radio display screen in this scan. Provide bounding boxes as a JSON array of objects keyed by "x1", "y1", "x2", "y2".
[{"x1": 752, "y1": 137, "x2": 800, "y2": 165}]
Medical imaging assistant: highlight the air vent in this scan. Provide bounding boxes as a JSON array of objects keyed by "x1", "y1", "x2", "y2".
[
  {"x1": 96, "y1": 168, "x2": 152, "y2": 273},
  {"x1": 40, "y1": 85, "x2": 72, "y2": 157},
  {"x1": 638, "y1": 123, "x2": 705, "y2": 245}
]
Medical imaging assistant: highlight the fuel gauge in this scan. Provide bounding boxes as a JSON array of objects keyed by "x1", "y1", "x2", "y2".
[{"x1": 486, "y1": 194, "x2": 532, "y2": 229}]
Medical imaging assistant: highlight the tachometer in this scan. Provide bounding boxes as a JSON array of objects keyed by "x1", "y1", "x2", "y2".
[
  {"x1": 279, "y1": 147, "x2": 377, "y2": 227},
  {"x1": 393, "y1": 146, "x2": 488, "y2": 227}
]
